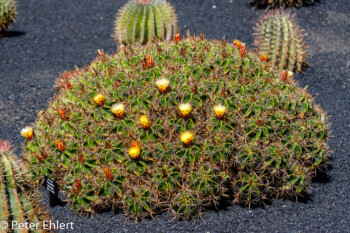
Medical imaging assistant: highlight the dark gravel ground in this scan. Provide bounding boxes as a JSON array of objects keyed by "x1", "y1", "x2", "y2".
[{"x1": 1, "y1": 0, "x2": 350, "y2": 232}]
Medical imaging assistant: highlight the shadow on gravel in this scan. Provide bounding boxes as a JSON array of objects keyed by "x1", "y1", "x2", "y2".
[{"x1": 0, "y1": 31, "x2": 26, "y2": 38}]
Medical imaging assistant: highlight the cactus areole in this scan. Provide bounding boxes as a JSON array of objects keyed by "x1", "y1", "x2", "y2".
[{"x1": 24, "y1": 35, "x2": 329, "y2": 220}]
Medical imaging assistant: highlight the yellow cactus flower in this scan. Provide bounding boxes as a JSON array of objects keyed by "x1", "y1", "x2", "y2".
[
  {"x1": 287, "y1": 71, "x2": 294, "y2": 78},
  {"x1": 213, "y1": 104, "x2": 226, "y2": 119},
  {"x1": 178, "y1": 103, "x2": 192, "y2": 117},
  {"x1": 180, "y1": 131, "x2": 194, "y2": 145},
  {"x1": 21, "y1": 127, "x2": 34, "y2": 140},
  {"x1": 139, "y1": 115, "x2": 150, "y2": 129},
  {"x1": 155, "y1": 78, "x2": 170, "y2": 93},
  {"x1": 111, "y1": 103, "x2": 125, "y2": 118},
  {"x1": 128, "y1": 140, "x2": 141, "y2": 159},
  {"x1": 93, "y1": 93, "x2": 105, "y2": 106}
]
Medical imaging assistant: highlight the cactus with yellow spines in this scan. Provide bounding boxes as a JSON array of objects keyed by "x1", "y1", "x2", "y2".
[
  {"x1": 0, "y1": 140, "x2": 50, "y2": 232},
  {"x1": 23, "y1": 35, "x2": 329, "y2": 220},
  {"x1": 114, "y1": 0, "x2": 178, "y2": 45},
  {"x1": 0, "y1": 0, "x2": 16, "y2": 32},
  {"x1": 253, "y1": 10, "x2": 307, "y2": 72}
]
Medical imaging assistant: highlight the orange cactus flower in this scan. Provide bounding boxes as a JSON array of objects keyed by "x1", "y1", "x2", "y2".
[
  {"x1": 174, "y1": 33, "x2": 181, "y2": 43},
  {"x1": 104, "y1": 167, "x2": 113, "y2": 181},
  {"x1": 54, "y1": 139, "x2": 65, "y2": 152},
  {"x1": 58, "y1": 108, "x2": 66, "y2": 120},
  {"x1": 233, "y1": 40, "x2": 242, "y2": 48},
  {"x1": 259, "y1": 54, "x2": 268, "y2": 62},
  {"x1": 146, "y1": 54, "x2": 154, "y2": 67}
]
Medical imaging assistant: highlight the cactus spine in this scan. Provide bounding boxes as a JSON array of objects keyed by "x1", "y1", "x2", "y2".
[
  {"x1": 114, "y1": 0, "x2": 178, "y2": 45},
  {"x1": 0, "y1": 140, "x2": 50, "y2": 232},
  {"x1": 253, "y1": 10, "x2": 307, "y2": 72},
  {"x1": 250, "y1": 0, "x2": 317, "y2": 8},
  {"x1": 0, "y1": 0, "x2": 17, "y2": 32}
]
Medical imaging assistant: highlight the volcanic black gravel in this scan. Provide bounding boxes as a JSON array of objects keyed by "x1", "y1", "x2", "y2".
[{"x1": 1, "y1": 0, "x2": 350, "y2": 232}]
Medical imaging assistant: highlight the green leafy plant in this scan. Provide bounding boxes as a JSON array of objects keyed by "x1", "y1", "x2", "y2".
[
  {"x1": 0, "y1": 0, "x2": 16, "y2": 32},
  {"x1": 253, "y1": 10, "x2": 307, "y2": 72},
  {"x1": 114, "y1": 0, "x2": 178, "y2": 45},
  {"x1": 0, "y1": 140, "x2": 50, "y2": 232},
  {"x1": 250, "y1": 0, "x2": 317, "y2": 8},
  {"x1": 23, "y1": 34, "x2": 329, "y2": 220}
]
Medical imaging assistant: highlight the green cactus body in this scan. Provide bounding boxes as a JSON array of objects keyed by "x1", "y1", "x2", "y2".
[
  {"x1": 24, "y1": 36, "x2": 329, "y2": 220},
  {"x1": 2, "y1": 155, "x2": 27, "y2": 233},
  {"x1": 254, "y1": 10, "x2": 307, "y2": 72},
  {"x1": 0, "y1": 142, "x2": 50, "y2": 232},
  {"x1": 0, "y1": 0, "x2": 17, "y2": 32},
  {"x1": 0, "y1": 165, "x2": 8, "y2": 232},
  {"x1": 114, "y1": 0, "x2": 177, "y2": 45},
  {"x1": 250, "y1": 0, "x2": 317, "y2": 8}
]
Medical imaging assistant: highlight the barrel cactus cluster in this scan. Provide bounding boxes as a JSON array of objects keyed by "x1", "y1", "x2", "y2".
[
  {"x1": 250, "y1": 0, "x2": 317, "y2": 8},
  {"x1": 253, "y1": 10, "x2": 307, "y2": 72},
  {"x1": 0, "y1": 140, "x2": 50, "y2": 232},
  {"x1": 114, "y1": 0, "x2": 178, "y2": 45},
  {"x1": 22, "y1": 35, "x2": 329, "y2": 220},
  {"x1": 0, "y1": 0, "x2": 17, "y2": 32}
]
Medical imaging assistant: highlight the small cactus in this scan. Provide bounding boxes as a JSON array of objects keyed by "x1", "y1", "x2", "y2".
[
  {"x1": 0, "y1": 140, "x2": 50, "y2": 231},
  {"x1": 253, "y1": 10, "x2": 307, "y2": 72},
  {"x1": 114, "y1": 0, "x2": 178, "y2": 45},
  {"x1": 250, "y1": 0, "x2": 317, "y2": 8},
  {"x1": 0, "y1": 0, "x2": 16, "y2": 32}
]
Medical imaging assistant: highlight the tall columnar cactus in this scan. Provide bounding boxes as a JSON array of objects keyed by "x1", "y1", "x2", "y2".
[
  {"x1": 250, "y1": 0, "x2": 317, "y2": 8},
  {"x1": 0, "y1": 0, "x2": 16, "y2": 32},
  {"x1": 0, "y1": 140, "x2": 50, "y2": 232},
  {"x1": 114, "y1": 0, "x2": 178, "y2": 45},
  {"x1": 253, "y1": 10, "x2": 307, "y2": 72},
  {"x1": 23, "y1": 35, "x2": 329, "y2": 220}
]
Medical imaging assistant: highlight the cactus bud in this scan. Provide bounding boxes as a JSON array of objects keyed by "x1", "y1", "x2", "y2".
[
  {"x1": 146, "y1": 54, "x2": 154, "y2": 68},
  {"x1": 20, "y1": 127, "x2": 34, "y2": 140},
  {"x1": 75, "y1": 178, "x2": 82, "y2": 191},
  {"x1": 54, "y1": 139, "x2": 65, "y2": 152},
  {"x1": 128, "y1": 140, "x2": 141, "y2": 160},
  {"x1": 233, "y1": 40, "x2": 242, "y2": 48},
  {"x1": 139, "y1": 115, "x2": 150, "y2": 130},
  {"x1": 178, "y1": 103, "x2": 192, "y2": 117},
  {"x1": 93, "y1": 93, "x2": 105, "y2": 106},
  {"x1": 111, "y1": 103, "x2": 125, "y2": 118},
  {"x1": 0, "y1": 139, "x2": 11, "y2": 153},
  {"x1": 213, "y1": 104, "x2": 226, "y2": 119},
  {"x1": 156, "y1": 78, "x2": 170, "y2": 93},
  {"x1": 174, "y1": 33, "x2": 181, "y2": 43},
  {"x1": 180, "y1": 131, "x2": 194, "y2": 145},
  {"x1": 104, "y1": 167, "x2": 113, "y2": 181},
  {"x1": 58, "y1": 108, "x2": 66, "y2": 120},
  {"x1": 240, "y1": 43, "x2": 246, "y2": 56},
  {"x1": 282, "y1": 70, "x2": 293, "y2": 82}
]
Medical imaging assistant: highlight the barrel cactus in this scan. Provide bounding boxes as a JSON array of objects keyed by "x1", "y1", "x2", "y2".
[
  {"x1": 23, "y1": 35, "x2": 329, "y2": 220},
  {"x1": 0, "y1": 140, "x2": 50, "y2": 232},
  {"x1": 114, "y1": 0, "x2": 178, "y2": 45},
  {"x1": 0, "y1": 0, "x2": 17, "y2": 32},
  {"x1": 250, "y1": 0, "x2": 317, "y2": 8},
  {"x1": 253, "y1": 10, "x2": 307, "y2": 72}
]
